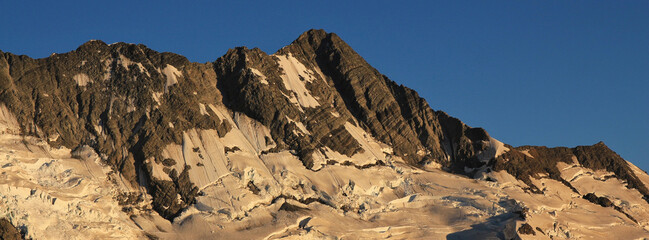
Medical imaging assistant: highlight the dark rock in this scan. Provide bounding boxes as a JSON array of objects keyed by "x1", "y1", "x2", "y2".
[
  {"x1": 224, "y1": 146, "x2": 240, "y2": 154},
  {"x1": 149, "y1": 166, "x2": 198, "y2": 219},
  {"x1": 583, "y1": 193, "x2": 599, "y2": 203},
  {"x1": 584, "y1": 193, "x2": 613, "y2": 208},
  {"x1": 597, "y1": 196, "x2": 614, "y2": 207},
  {"x1": 161, "y1": 158, "x2": 176, "y2": 167},
  {"x1": 278, "y1": 202, "x2": 307, "y2": 212},
  {"x1": 247, "y1": 181, "x2": 261, "y2": 195},
  {"x1": 0, "y1": 218, "x2": 22, "y2": 240},
  {"x1": 517, "y1": 223, "x2": 535, "y2": 235},
  {"x1": 115, "y1": 192, "x2": 143, "y2": 206},
  {"x1": 584, "y1": 193, "x2": 638, "y2": 223},
  {"x1": 515, "y1": 207, "x2": 529, "y2": 220},
  {"x1": 150, "y1": 180, "x2": 183, "y2": 219}
]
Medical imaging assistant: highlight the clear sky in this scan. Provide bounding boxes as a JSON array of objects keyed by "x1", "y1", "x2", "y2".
[{"x1": 1, "y1": 1, "x2": 648, "y2": 170}]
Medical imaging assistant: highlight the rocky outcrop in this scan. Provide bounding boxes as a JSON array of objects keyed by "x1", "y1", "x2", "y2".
[
  {"x1": 517, "y1": 223, "x2": 535, "y2": 235},
  {"x1": 277, "y1": 29, "x2": 490, "y2": 168},
  {"x1": 491, "y1": 142, "x2": 649, "y2": 201},
  {"x1": 583, "y1": 193, "x2": 613, "y2": 207},
  {"x1": 0, "y1": 41, "x2": 227, "y2": 219},
  {"x1": 0, "y1": 218, "x2": 21, "y2": 240},
  {"x1": 214, "y1": 46, "x2": 363, "y2": 168}
]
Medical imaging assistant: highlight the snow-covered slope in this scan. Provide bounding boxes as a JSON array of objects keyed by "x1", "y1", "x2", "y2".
[
  {"x1": 0, "y1": 107, "x2": 144, "y2": 239},
  {"x1": 3, "y1": 101, "x2": 648, "y2": 239}
]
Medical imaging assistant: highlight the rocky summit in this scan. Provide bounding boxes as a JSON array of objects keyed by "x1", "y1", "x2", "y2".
[{"x1": 0, "y1": 29, "x2": 647, "y2": 239}]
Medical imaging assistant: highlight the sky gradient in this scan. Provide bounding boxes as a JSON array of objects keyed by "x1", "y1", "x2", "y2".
[{"x1": 1, "y1": 1, "x2": 648, "y2": 170}]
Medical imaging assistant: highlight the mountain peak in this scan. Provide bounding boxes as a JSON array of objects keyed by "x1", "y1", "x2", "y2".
[
  {"x1": 291, "y1": 28, "x2": 345, "y2": 47},
  {"x1": 295, "y1": 29, "x2": 328, "y2": 42},
  {"x1": 277, "y1": 29, "x2": 348, "y2": 57},
  {"x1": 2, "y1": 30, "x2": 648, "y2": 239},
  {"x1": 81, "y1": 39, "x2": 108, "y2": 46},
  {"x1": 75, "y1": 39, "x2": 109, "y2": 52}
]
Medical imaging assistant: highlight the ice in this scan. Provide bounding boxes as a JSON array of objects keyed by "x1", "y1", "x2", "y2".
[{"x1": 0, "y1": 134, "x2": 144, "y2": 239}]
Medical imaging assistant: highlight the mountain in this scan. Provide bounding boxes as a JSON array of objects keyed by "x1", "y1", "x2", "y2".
[{"x1": 0, "y1": 29, "x2": 647, "y2": 239}]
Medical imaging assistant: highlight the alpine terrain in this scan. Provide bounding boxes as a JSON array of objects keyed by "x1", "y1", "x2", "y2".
[{"x1": 0, "y1": 29, "x2": 647, "y2": 239}]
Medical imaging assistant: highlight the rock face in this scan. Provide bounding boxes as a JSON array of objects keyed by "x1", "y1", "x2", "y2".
[
  {"x1": 1, "y1": 29, "x2": 648, "y2": 239},
  {"x1": 518, "y1": 223, "x2": 535, "y2": 235},
  {"x1": 216, "y1": 30, "x2": 491, "y2": 171},
  {"x1": 0, "y1": 41, "x2": 227, "y2": 219},
  {"x1": 0, "y1": 218, "x2": 21, "y2": 240},
  {"x1": 491, "y1": 142, "x2": 649, "y2": 200}
]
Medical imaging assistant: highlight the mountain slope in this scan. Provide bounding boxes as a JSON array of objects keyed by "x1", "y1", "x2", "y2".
[{"x1": 0, "y1": 29, "x2": 647, "y2": 239}]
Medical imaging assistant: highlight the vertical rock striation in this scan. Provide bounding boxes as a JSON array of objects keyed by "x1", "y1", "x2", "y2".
[{"x1": 0, "y1": 29, "x2": 646, "y2": 223}]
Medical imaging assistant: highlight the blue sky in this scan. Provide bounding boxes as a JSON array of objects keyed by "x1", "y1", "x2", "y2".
[{"x1": 1, "y1": 1, "x2": 648, "y2": 170}]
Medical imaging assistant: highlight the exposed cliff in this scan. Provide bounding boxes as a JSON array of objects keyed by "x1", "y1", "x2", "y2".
[{"x1": 0, "y1": 30, "x2": 647, "y2": 239}]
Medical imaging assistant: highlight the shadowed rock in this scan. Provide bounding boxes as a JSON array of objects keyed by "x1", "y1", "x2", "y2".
[{"x1": 0, "y1": 218, "x2": 22, "y2": 240}]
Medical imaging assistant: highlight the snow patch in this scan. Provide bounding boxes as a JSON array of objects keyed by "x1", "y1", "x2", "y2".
[
  {"x1": 476, "y1": 137, "x2": 510, "y2": 163},
  {"x1": 118, "y1": 54, "x2": 133, "y2": 69},
  {"x1": 151, "y1": 92, "x2": 163, "y2": 106},
  {"x1": 285, "y1": 116, "x2": 309, "y2": 135},
  {"x1": 311, "y1": 122, "x2": 390, "y2": 168},
  {"x1": 344, "y1": 122, "x2": 389, "y2": 161},
  {"x1": 161, "y1": 64, "x2": 182, "y2": 93},
  {"x1": 0, "y1": 104, "x2": 20, "y2": 134},
  {"x1": 73, "y1": 73, "x2": 92, "y2": 87},
  {"x1": 115, "y1": 54, "x2": 148, "y2": 76},
  {"x1": 274, "y1": 53, "x2": 320, "y2": 109},
  {"x1": 101, "y1": 58, "x2": 112, "y2": 81},
  {"x1": 491, "y1": 137, "x2": 509, "y2": 158},
  {"x1": 233, "y1": 112, "x2": 276, "y2": 153},
  {"x1": 249, "y1": 68, "x2": 268, "y2": 85},
  {"x1": 198, "y1": 103, "x2": 209, "y2": 115},
  {"x1": 126, "y1": 98, "x2": 137, "y2": 113},
  {"x1": 520, "y1": 149, "x2": 534, "y2": 158}
]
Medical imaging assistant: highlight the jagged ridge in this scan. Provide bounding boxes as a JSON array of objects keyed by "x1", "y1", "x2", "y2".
[{"x1": 0, "y1": 29, "x2": 645, "y2": 224}]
